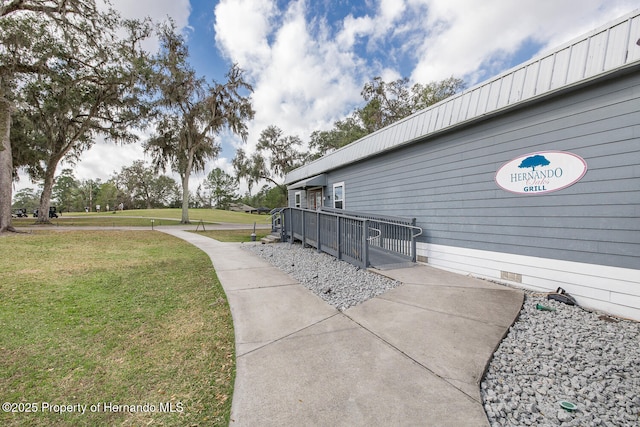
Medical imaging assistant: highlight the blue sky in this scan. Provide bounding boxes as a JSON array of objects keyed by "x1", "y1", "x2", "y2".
[{"x1": 16, "y1": 0, "x2": 639, "y2": 196}]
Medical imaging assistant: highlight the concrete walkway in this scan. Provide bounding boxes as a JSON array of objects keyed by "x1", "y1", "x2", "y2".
[{"x1": 160, "y1": 229, "x2": 524, "y2": 426}]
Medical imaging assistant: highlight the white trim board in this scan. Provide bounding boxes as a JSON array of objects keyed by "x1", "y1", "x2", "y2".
[{"x1": 417, "y1": 243, "x2": 640, "y2": 321}]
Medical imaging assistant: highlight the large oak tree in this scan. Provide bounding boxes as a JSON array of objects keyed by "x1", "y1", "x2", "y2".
[
  {"x1": 145, "y1": 24, "x2": 254, "y2": 223},
  {"x1": 10, "y1": 13, "x2": 151, "y2": 224},
  {"x1": 0, "y1": 0, "x2": 100, "y2": 232},
  {"x1": 0, "y1": 0, "x2": 151, "y2": 229}
]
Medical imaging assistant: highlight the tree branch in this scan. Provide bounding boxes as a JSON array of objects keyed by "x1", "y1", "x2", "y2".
[{"x1": 1, "y1": 0, "x2": 94, "y2": 19}]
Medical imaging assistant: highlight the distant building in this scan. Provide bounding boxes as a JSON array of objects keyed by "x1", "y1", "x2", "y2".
[
  {"x1": 228, "y1": 203, "x2": 257, "y2": 213},
  {"x1": 228, "y1": 203, "x2": 269, "y2": 214},
  {"x1": 285, "y1": 11, "x2": 640, "y2": 320}
]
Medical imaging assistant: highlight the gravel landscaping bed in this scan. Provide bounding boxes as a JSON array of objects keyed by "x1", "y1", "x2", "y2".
[
  {"x1": 244, "y1": 242, "x2": 401, "y2": 310},
  {"x1": 481, "y1": 293, "x2": 640, "y2": 427},
  {"x1": 244, "y1": 242, "x2": 639, "y2": 426}
]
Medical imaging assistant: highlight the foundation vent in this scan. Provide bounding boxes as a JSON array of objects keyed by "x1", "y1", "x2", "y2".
[{"x1": 501, "y1": 271, "x2": 522, "y2": 283}]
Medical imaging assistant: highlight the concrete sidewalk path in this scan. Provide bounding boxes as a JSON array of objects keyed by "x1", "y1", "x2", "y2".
[{"x1": 160, "y1": 229, "x2": 524, "y2": 426}]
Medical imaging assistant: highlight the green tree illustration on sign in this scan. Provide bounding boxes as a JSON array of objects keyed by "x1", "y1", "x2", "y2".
[{"x1": 519, "y1": 155, "x2": 550, "y2": 171}]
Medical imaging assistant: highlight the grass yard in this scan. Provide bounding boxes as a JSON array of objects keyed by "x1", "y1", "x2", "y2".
[
  {"x1": 0, "y1": 230, "x2": 235, "y2": 426},
  {"x1": 123, "y1": 208, "x2": 272, "y2": 224},
  {"x1": 11, "y1": 216, "x2": 183, "y2": 227},
  {"x1": 11, "y1": 208, "x2": 273, "y2": 228}
]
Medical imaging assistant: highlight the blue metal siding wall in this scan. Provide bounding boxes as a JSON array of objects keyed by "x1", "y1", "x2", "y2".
[
  {"x1": 324, "y1": 71, "x2": 640, "y2": 270},
  {"x1": 288, "y1": 189, "x2": 308, "y2": 208}
]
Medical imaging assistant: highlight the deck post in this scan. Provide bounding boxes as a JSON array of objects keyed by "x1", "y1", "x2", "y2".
[
  {"x1": 288, "y1": 208, "x2": 294, "y2": 246},
  {"x1": 301, "y1": 210, "x2": 306, "y2": 248},
  {"x1": 411, "y1": 217, "x2": 417, "y2": 262},
  {"x1": 316, "y1": 211, "x2": 321, "y2": 253},
  {"x1": 363, "y1": 219, "x2": 369, "y2": 268},
  {"x1": 337, "y1": 217, "x2": 341, "y2": 261}
]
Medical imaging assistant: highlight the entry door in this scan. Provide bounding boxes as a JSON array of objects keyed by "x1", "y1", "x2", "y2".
[{"x1": 308, "y1": 189, "x2": 322, "y2": 210}]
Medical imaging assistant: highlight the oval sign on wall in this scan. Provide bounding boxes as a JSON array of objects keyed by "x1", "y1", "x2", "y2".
[{"x1": 495, "y1": 151, "x2": 588, "y2": 195}]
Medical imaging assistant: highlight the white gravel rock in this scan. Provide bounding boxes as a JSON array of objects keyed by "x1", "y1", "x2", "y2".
[
  {"x1": 243, "y1": 242, "x2": 401, "y2": 310},
  {"x1": 481, "y1": 292, "x2": 640, "y2": 427}
]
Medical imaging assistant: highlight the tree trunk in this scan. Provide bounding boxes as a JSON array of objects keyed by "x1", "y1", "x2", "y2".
[
  {"x1": 180, "y1": 172, "x2": 190, "y2": 224},
  {"x1": 0, "y1": 92, "x2": 14, "y2": 233},
  {"x1": 180, "y1": 149, "x2": 196, "y2": 224},
  {"x1": 36, "y1": 157, "x2": 60, "y2": 224}
]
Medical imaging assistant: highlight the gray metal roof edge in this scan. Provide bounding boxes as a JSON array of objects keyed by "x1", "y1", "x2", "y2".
[{"x1": 285, "y1": 9, "x2": 640, "y2": 186}]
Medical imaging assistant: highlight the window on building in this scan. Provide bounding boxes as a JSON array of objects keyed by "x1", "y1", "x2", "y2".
[
  {"x1": 294, "y1": 191, "x2": 301, "y2": 208},
  {"x1": 333, "y1": 182, "x2": 344, "y2": 209}
]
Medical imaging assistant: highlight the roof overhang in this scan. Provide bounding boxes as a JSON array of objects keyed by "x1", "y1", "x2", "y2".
[{"x1": 287, "y1": 174, "x2": 327, "y2": 190}]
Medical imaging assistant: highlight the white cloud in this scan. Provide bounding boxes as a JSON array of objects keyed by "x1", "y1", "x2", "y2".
[
  {"x1": 337, "y1": 14, "x2": 375, "y2": 48},
  {"x1": 214, "y1": 0, "x2": 366, "y2": 158},
  {"x1": 379, "y1": 0, "x2": 406, "y2": 23},
  {"x1": 108, "y1": 0, "x2": 191, "y2": 51},
  {"x1": 214, "y1": 0, "x2": 276, "y2": 70},
  {"x1": 68, "y1": 139, "x2": 148, "y2": 183},
  {"x1": 110, "y1": 0, "x2": 191, "y2": 26},
  {"x1": 409, "y1": 0, "x2": 639, "y2": 85}
]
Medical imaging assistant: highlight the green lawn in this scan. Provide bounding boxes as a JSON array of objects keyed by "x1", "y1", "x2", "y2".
[
  {"x1": 43, "y1": 208, "x2": 270, "y2": 223},
  {"x1": 0, "y1": 230, "x2": 235, "y2": 426},
  {"x1": 11, "y1": 216, "x2": 183, "y2": 227}
]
